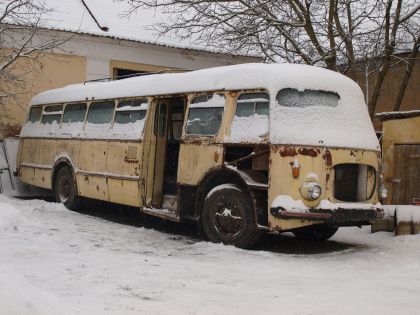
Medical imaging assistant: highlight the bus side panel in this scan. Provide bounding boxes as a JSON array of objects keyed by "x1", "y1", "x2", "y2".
[
  {"x1": 106, "y1": 140, "x2": 144, "y2": 207},
  {"x1": 19, "y1": 138, "x2": 52, "y2": 189},
  {"x1": 77, "y1": 140, "x2": 109, "y2": 201},
  {"x1": 177, "y1": 143, "x2": 223, "y2": 185}
]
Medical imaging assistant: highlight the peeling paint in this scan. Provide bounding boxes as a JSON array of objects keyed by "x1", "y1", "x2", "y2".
[{"x1": 280, "y1": 146, "x2": 297, "y2": 157}]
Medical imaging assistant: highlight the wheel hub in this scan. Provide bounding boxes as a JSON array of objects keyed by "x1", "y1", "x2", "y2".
[{"x1": 214, "y1": 202, "x2": 244, "y2": 237}]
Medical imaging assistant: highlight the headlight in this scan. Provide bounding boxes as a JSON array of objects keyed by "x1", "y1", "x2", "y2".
[{"x1": 300, "y1": 182, "x2": 322, "y2": 201}]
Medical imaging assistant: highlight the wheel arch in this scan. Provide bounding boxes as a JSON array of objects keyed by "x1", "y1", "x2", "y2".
[
  {"x1": 51, "y1": 155, "x2": 76, "y2": 194},
  {"x1": 194, "y1": 166, "x2": 255, "y2": 219}
]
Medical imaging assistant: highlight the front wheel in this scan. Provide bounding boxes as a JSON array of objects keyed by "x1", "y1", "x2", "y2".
[
  {"x1": 202, "y1": 184, "x2": 261, "y2": 249},
  {"x1": 292, "y1": 224, "x2": 339, "y2": 241},
  {"x1": 54, "y1": 166, "x2": 81, "y2": 211}
]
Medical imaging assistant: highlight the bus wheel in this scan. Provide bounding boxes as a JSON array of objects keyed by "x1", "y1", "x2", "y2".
[
  {"x1": 202, "y1": 184, "x2": 261, "y2": 249},
  {"x1": 292, "y1": 225, "x2": 338, "y2": 241},
  {"x1": 54, "y1": 166, "x2": 81, "y2": 211}
]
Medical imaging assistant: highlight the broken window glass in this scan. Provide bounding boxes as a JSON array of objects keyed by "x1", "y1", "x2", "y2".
[{"x1": 186, "y1": 94, "x2": 225, "y2": 136}]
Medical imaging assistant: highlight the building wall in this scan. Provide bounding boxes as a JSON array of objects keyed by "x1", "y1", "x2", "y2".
[
  {"x1": 0, "y1": 51, "x2": 86, "y2": 138},
  {"x1": 350, "y1": 56, "x2": 420, "y2": 130},
  {"x1": 0, "y1": 29, "x2": 260, "y2": 139}
]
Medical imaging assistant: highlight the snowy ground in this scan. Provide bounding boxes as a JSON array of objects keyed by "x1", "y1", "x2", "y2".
[{"x1": 1, "y1": 194, "x2": 419, "y2": 315}]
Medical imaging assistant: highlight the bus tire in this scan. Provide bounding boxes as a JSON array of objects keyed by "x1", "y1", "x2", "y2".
[
  {"x1": 292, "y1": 224, "x2": 338, "y2": 241},
  {"x1": 54, "y1": 165, "x2": 81, "y2": 211},
  {"x1": 202, "y1": 184, "x2": 261, "y2": 249}
]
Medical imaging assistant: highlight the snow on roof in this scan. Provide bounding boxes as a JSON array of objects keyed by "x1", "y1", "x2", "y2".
[
  {"x1": 1, "y1": 0, "x2": 257, "y2": 57},
  {"x1": 29, "y1": 63, "x2": 380, "y2": 151}
]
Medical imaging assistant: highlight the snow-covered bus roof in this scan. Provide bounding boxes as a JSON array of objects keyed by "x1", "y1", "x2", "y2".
[{"x1": 30, "y1": 63, "x2": 380, "y2": 151}]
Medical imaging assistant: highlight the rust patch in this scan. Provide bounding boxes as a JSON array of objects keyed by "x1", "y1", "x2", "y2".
[
  {"x1": 280, "y1": 146, "x2": 297, "y2": 157},
  {"x1": 323, "y1": 150, "x2": 332, "y2": 167},
  {"x1": 96, "y1": 185, "x2": 99, "y2": 191},
  {"x1": 214, "y1": 150, "x2": 219, "y2": 162},
  {"x1": 272, "y1": 146, "x2": 279, "y2": 154},
  {"x1": 298, "y1": 148, "x2": 318, "y2": 157},
  {"x1": 326, "y1": 173, "x2": 330, "y2": 183}
]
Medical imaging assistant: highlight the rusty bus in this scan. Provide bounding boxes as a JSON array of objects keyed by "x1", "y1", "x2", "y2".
[{"x1": 17, "y1": 63, "x2": 386, "y2": 248}]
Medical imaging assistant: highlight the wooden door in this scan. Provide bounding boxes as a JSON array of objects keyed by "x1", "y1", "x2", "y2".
[{"x1": 392, "y1": 144, "x2": 420, "y2": 204}]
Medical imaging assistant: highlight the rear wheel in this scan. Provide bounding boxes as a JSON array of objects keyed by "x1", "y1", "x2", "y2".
[
  {"x1": 292, "y1": 224, "x2": 339, "y2": 241},
  {"x1": 54, "y1": 166, "x2": 81, "y2": 211},
  {"x1": 202, "y1": 184, "x2": 261, "y2": 249}
]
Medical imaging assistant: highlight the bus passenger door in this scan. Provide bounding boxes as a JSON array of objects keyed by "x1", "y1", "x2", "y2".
[{"x1": 151, "y1": 101, "x2": 169, "y2": 208}]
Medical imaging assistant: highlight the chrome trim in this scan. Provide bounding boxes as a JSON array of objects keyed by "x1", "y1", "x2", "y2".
[
  {"x1": 76, "y1": 170, "x2": 140, "y2": 181},
  {"x1": 20, "y1": 162, "x2": 53, "y2": 170}
]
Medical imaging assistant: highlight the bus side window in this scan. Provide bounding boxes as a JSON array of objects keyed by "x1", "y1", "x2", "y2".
[
  {"x1": 62, "y1": 103, "x2": 87, "y2": 123},
  {"x1": 28, "y1": 106, "x2": 43, "y2": 123},
  {"x1": 185, "y1": 94, "x2": 225, "y2": 136},
  {"x1": 84, "y1": 100, "x2": 115, "y2": 138},
  {"x1": 86, "y1": 101, "x2": 115, "y2": 125},
  {"x1": 230, "y1": 92, "x2": 269, "y2": 142},
  {"x1": 235, "y1": 93, "x2": 269, "y2": 118},
  {"x1": 41, "y1": 104, "x2": 63, "y2": 125},
  {"x1": 113, "y1": 99, "x2": 148, "y2": 139}
]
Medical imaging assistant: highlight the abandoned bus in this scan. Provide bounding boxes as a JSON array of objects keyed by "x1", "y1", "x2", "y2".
[{"x1": 17, "y1": 63, "x2": 385, "y2": 248}]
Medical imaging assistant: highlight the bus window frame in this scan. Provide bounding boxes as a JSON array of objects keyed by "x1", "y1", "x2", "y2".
[
  {"x1": 183, "y1": 92, "x2": 226, "y2": 138},
  {"x1": 41, "y1": 104, "x2": 64, "y2": 125}
]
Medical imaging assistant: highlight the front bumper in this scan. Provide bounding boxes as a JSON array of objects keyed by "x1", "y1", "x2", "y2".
[{"x1": 270, "y1": 207, "x2": 384, "y2": 223}]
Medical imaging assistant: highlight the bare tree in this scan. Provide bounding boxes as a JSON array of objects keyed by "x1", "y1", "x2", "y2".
[
  {"x1": 0, "y1": 0, "x2": 65, "y2": 124},
  {"x1": 122, "y1": 0, "x2": 419, "y2": 117}
]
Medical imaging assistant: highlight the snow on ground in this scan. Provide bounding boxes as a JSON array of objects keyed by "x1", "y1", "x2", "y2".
[{"x1": 1, "y1": 194, "x2": 419, "y2": 315}]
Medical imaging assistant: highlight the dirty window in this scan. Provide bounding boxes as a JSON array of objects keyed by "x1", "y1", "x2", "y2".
[
  {"x1": 115, "y1": 99, "x2": 147, "y2": 125},
  {"x1": 276, "y1": 88, "x2": 340, "y2": 108},
  {"x1": 235, "y1": 93, "x2": 269, "y2": 117},
  {"x1": 87, "y1": 101, "x2": 115, "y2": 124},
  {"x1": 186, "y1": 94, "x2": 225, "y2": 136},
  {"x1": 171, "y1": 112, "x2": 183, "y2": 141},
  {"x1": 28, "y1": 107, "x2": 42, "y2": 123},
  {"x1": 230, "y1": 92, "x2": 269, "y2": 142},
  {"x1": 41, "y1": 104, "x2": 63, "y2": 124},
  {"x1": 62, "y1": 103, "x2": 87, "y2": 123}
]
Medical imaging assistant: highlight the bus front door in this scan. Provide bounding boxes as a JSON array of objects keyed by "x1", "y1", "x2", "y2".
[{"x1": 151, "y1": 101, "x2": 169, "y2": 208}]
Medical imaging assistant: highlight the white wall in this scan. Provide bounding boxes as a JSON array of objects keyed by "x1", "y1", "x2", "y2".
[{"x1": 5, "y1": 28, "x2": 260, "y2": 81}]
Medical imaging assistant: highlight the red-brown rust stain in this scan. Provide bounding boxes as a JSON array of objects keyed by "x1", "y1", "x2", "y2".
[
  {"x1": 96, "y1": 185, "x2": 100, "y2": 191},
  {"x1": 214, "y1": 150, "x2": 219, "y2": 162},
  {"x1": 326, "y1": 173, "x2": 330, "y2": 184},
  {"x1": 298, "y1": 148, "x2": 318, "y2": 157},
  {"x1": 272, "y1": 146, "x2": 280, "y2": 154},
  {"x1": 42, "y1": 176, "x2": 45, "y2": 182},
  {"x1": 280, "y1": 146, "x2": 297, "y2": 157},
  {"x1": 323, "y1": 150, "x2": 332, "y2": 167}
]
